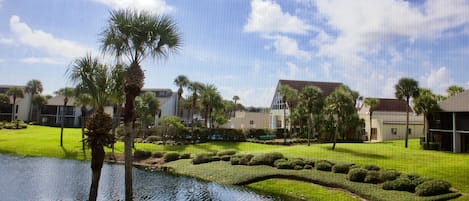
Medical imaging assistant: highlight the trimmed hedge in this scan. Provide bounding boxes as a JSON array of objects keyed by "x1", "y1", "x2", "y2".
[
  {"x1": 363, "y1": 164, "x2": 380, "y2": 171},
  {"x1": 248, "y1": 152, "x2": 284, "y2": 166},
  {"x1": 315, "y1": 160, "x2": 333, "y2": 171},
  {"x1": 231, "y1": 154, "x2": 254, "y2": 165},
  {"x1": 134, "y1": 150, "x2": 151, "y2": 159},
  {"x1": 347, "y1": 168, "x2": 368, "y2": 182},
  {"x1": 180, "y1": 153, "x2": 191, "y2": 159},
  {"x1": 382, "y1": 178, "x2": 415, "y2": 192},
  {"x1": 364, "y1": 170, "x2": 380, "y2": 184},
  {"x1": 163, "y1": 152, "x2": 180, "y2": 162},
  {"x1": 379, "y1": 169, "x2": 401, "y2": 182},
  {"x1": 332, "y1": 163, "x2": 351, "y2": 174},
  {"x1": 151, "y1": 151, "x2": 165, "y2": 158},
  {"x1": 415, "y1": 180, "x2": 452, "y2": 196},
  {"x1": 221, "y1": 155, "x2": 231, "y2": 161},
  {"x1": 217, "y1": 149, "x2": 237, "y2": 157}
]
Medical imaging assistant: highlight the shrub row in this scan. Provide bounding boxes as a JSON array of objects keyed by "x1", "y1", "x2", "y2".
[{"x1": 133, "y1": 150, "x2": 189, "y2": 162}]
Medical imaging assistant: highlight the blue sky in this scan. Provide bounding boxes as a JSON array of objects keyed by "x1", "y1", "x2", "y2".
[{"x1": 1, "y1": 0, "x2": 469, "y2": 107}]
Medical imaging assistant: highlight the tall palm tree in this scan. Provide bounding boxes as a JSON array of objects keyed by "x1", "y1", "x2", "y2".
[
  {"x1": 413, "y1": 88, "x2": 439, "y2": 144},
  {"x1": 395, "y1": 77, "x2": 419, "y2": 148},
  {"x1": 55, "y1": 87, "x2": 75, "y2": 147},
  {"x1": 232, "y1": 95, "x2": 240, "y2": 117},
  {"x1": 109, "y1": 63, "x2": 125, "y2": 160},
  {"x1": 299, "y1": 86, "x2": 323, "y2": 146},
  {"x1": 326, "y1": 85, "x2": 355, "y2": 150},
  {"x1": 101, "y1": 9, "x2": 181, "y2": 201},
  {"x1": 364, "y1": 98, "x2": 380, "y2": 141},
  {"x1": 68, "y1": 55, "x2": 115, "y2": 201},
  {"x1": 174, "y1": 75, "x2": 189, "y2": 118},
  {"x1": 188, "y1": 81, "x2": 203, "y2": 134},
  {"x1": 31, "y1": 94, "x2": 47, "y2": 125},
  {"x1": 200, "y1": 84, "x2": 222, "y2": 129},
  {"x1": 75, "y1": 90, "x2": 92, "y2": 151},
  {"x1": 447, "y1": 85, "x2": 465, "y2": 97},
  {"x1": 277, "y1": 85, "x2": 297, "y2": 144},
  {"x1": 7, "y1": 87, "x2": 24, "y2": 122},
  {"x1": 25, "y1": 79, "x2": 43, "y2": 122}
]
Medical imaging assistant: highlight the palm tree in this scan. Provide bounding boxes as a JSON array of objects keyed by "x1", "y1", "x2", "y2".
[
  {"x1": 299, "y1": 86, "x2": 323, "y2": 146},
  {"x1": 75, "y1": 90, "x2": 92, "y2": 151},
  {"x1": 232, "y1": 95, "x2": 240, "y2": 117},
  {"x1": 7, "y1": 87, "x2": 24, "y2": 122},
  {"x1": 101, "y1": 9, "x2": 181, "y2": 201},
  {"x1": 200, "y1": 84, "x2": 222, "y2": 129},
  {"x1": 326, "y1": 85, "x2": 355, "y2": 150},
  {"x1": 174, "y1": 75, "x2": 189, "y2": 118},
  {"x1": 109, "y1": 64, "x2": 125, "y2": 160},
  {"x1": 447, "y1": 85, "x2": 465, "y2": 97},
  {"x1": 25, "y1": 79, "x2": 43, "y2": 122},
  {"x1": 0, "y1": 94, "x2": 9, "y2": 108},
  {"x1": 364, "y1": 98, "x2": 380, "y2": 141},
  {"x1": 395, "y1": 77, "x2": 420, "y2": 148},
  {"x1": 55, "y1": 87, "x2": 75, "y2": 147},
  {"x1": 67, "y1": 55, "x2": 115, "y2": 201},
  {"x1": 277, "y1": 85, "x2": 297, "y2": 144},
  {"x1": 413, "y1": 88, "x2": 439, "y2": 144},
  {"x1": 31, "y1": 94, "x2": 47, "y2": 125},
  {"x1": 188, "y1": 81, "x2": 203, "y2": 135}
]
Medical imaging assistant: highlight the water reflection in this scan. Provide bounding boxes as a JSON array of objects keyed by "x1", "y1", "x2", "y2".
[{"x1": 0, "y1": 154, "x2": 278, "y2": 201}]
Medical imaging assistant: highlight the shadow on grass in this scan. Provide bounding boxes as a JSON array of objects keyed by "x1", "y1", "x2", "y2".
[
  {"x1": 247, "y1": 187, "x2": 301, "y2": 201},
  {"x1": 322, "y1": 146, "x2": 389, "y2": 160}
]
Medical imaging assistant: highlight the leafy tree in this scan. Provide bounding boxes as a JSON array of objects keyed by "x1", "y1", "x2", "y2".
[
  {"x1": 447, "y1": 85, "x2": 465, "y2": 97},
  {"x1": 413, "y1": 88, "x2": 440, "y2": 144},
  {"x1": 364, "y1": 98, "x2": 380, "y2": 140},
  {"x1": 174, "y1": 75, "x2": 189, "y2": 118},
  {"x1": 7, "y1": 87, "x2": 24, "y2": 121},
  {"x1": 277, "y1": 85, "x2": 297, "y2": 144},
  {"x1": 31, "y1": 95, "x2": 47, "y2": 125},
  {"x1": 200, "y1": 84, "x2": 222, "y2": 129},
  {"x1": 25, "y1": 79, "x2": 43, "y2": 121},
  {"x1": 55, "y1": 87, "x2": 75, "y2": 147},
  {"x1": 0, "y1": 94, "x2": 9, "y2": 108},
  {"x1": 325, "y1": 85, "x2": 356, "y2": 150},
  {"x1": 67, "y1": 55, "x2": 115, "y2": 201},
  {"x1": 158, "y1": 115, "x2": 184, "y2": 144},
  {"x1": 298, "y1": 86, "x2": 323, "y2": 146},
  {"x1": 135, "y1": 92, "x2": 160, "y2": 138},
  {"x1": 101, "y1": 9, "x2": 181, "y2": 201},
  {"x1": 395, "y1": 77, "x2": 420, "y2": 148}
]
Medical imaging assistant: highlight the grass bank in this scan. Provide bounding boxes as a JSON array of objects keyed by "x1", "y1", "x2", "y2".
[{"x1": 1, "y1": 126, "x2": 468, "y2": 200}]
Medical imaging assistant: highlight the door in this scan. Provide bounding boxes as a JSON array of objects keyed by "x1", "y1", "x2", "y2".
[{"x1": 371, "y1": 128, "x2": 377, "y2": 140}]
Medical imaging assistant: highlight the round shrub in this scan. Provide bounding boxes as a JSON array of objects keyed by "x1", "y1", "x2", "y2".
[
  {"x1": 364, "y1": 170, "x2": 380, "y2": 184},
  {"x1": 415, "y1": 180, "x2": 452, "y2": 196},
  {"x1": 276, "y1": 162, "x2": 293, "y2": 169},
  {"x1": 347, "y1": 168, "x2": 368, "y2": 182},
  {"x1": 134, "y1": 150, "x2": 151, "y2": 159},
  {"x1": 412, "y1": 177, "x2": 434, "y2": 186},
  {"x1": 289, "y1": 158, "x2": 305, "y2": 168},
  {"x1": 217, "y1": 149, "x2": 237, "y2": 157},
  {"x1": 163, "y1": 152, "x2": 180, "y2": 162},
  {"x1": 274, "y1": 158, "x2": 289, "y2": 167},
  {"x1": 363, "y1": 164, "x2": 380, "y2": 171},
  {"x1": 304, "y1": 164, "x2": 313, "y2": 169},
  {"x1": 239, "y1": 154, "x2": 254, "y2": 165},
  {"x1": 379, "y1": 169, "x2": 401, "y2": 182},
  {"x1": 382, "y1": 178, "x2": 415, "y2": 192},
  {"x1": 151, "y1": 151, "x2": 165, "y2": 158},
  {"x1": 211, "y1": 156, "x2": 221, "y2": 161},
  {"x1": 221, "y1": 155, "x2": 231, "y2": 161},
  {"x1": 144, "y1": 136, "x2": 160, "y2": 143},
  {"x1": 180, "y1": 153, "x2": 191, "y2": 159},
  {"x1": 248, "y1": 152, "x2": 284, "y2": 166},
  {"x1": 230, "y1": 157, "x2": 240, "y2": 165},
  {"x1": 294, "y1": 165, "x2": 304, "y2": 170},
  {"x1": 192, "y1": 154, "x2": 211, "y2": 164},
  {"x1": 315, "y1": 160, "x2": 333, "y2": 172},
  {"x1": 332, "y1": 163, "x2": 351, "y2": 174},
  {"x1": 304, "y1": 160, "x2": 315, "y2": 167}
]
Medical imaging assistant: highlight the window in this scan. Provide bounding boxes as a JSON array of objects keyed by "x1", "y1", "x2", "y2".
[
  {"x1": 249, "y1": 120, "x2": 254, "y2": 125},
  {"x1": 408, "y1": 128, "x2": 412, "y2": 135},
  {"x1": 391, "y1": 128, "x2": 397, "y2": 135}
]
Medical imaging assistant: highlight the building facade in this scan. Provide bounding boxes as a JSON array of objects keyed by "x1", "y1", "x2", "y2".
[
  {"x1": 0, "y1": 85, "x2": 32, "y2": 122},
  {"x1": 224, "y1": 111, "x2": 271, "y2": 130},
  {"x1": 358, "y1": 98, "x2": 424, "y2": 142}
]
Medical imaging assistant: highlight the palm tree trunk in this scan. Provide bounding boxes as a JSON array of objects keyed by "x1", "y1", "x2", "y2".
[
  {"x1": 111, "y1": 105, "x2": 121, "y2": 160},
  {"x1": 60, "y1": 103, "x2": 66, "y2": 147},
  {"x1": 283, "y1": 106, "x2": 287, "y2": 144},
  {"x1": 369, "y1": 111, "x2": 373, "y2": 141},
  {"x1": 81, "y1": 106, "x2": 87, "y2": 151},
  {"x1": 308, "y1": 113, "x2": 312, "y2": 146},
  {"x1": 89, "y1": 145, "x2": 105, "y2": 201},
  {"x1": 11, "y1": 97, "x2": 16, "y2": 122},
  {"x1": 29, "y1": 102, "x2": 33, "y2": 122},
  {"x1": 405, "y1": 97, "x2": 409, "y2": 148},
  {"x1": 332, "y1": 115, "x2": 339, "y2": 150},
  {"x1": 123, "y1": 92, "x2": 136, "y2": 201}
]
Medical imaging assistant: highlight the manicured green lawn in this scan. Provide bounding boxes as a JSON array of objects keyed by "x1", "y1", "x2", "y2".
[{"x1": 1, "y1": 125, "x2": 468, "y2": 200}]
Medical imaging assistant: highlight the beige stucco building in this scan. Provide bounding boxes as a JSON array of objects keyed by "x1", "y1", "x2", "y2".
[
  {"x1": 224, "y1": 111, "x2": 270, "y2": 130},
  {"x1": 358, "y1": 98, "x2": 424, "y2": 142}
]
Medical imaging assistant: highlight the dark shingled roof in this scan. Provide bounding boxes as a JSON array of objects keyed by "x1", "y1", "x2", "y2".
[
  {"x1": 372, "y1": 98, "x2": 413, "y2": 112},
  {"x1": 279, "y1": 80, "x2": 342, "y2": 97}
]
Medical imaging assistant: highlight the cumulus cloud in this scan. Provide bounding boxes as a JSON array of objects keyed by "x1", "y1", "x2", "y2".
[
  {"x1": 420, "y1": 67, "x2": 454, "y2": 95},
  {"x1": 7, "y1": 15, "x2": 94, "y2": 61},
  {"x1": 219, "y1": 86, "x2": 276, "y2": 107},
  {"x1": 0, "y1": 37, "x2": 14, "y2": 45},
  {"x1": 265, "y1": 35, "x2": 311, "y2": 60},
  {"x1": 93, "y1": 0, "x2": 173, "y2": 13},
  {"x1": 20, "y1": 57, "x2": 66, "y2": 65},
  {"x1": 244, "y1": 0, "x2": 314, "y2": 34}
]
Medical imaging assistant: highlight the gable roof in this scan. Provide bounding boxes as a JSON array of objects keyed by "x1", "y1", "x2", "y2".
[
  {"x1": 279, "y1": 80, "x2": 342, "y2": 97},
  {"x1": 46, "y1": 95, "x2": 76, "y2": 106},
  {"x1": 439, "y1": 90, "x2": 469, "y2": 112},
  {"x1": 369, "y1": 98, "x2": 413, "y2": 113}
]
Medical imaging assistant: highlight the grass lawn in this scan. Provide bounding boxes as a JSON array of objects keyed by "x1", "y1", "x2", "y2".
[{"x1": 1, "y1": 125, "x2": 468, "y2": 200}]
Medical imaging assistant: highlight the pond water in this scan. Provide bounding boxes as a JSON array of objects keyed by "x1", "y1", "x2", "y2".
[{"x1": 0, "y1": 154, "x2": 280, "y2": 201}]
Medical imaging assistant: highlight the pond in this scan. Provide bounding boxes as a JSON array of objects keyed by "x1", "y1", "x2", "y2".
[{"x1": 0, "y1": 154, "x2": 280, "y2": 201}]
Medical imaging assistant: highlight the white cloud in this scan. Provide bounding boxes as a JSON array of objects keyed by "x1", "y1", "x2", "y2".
[
  {"x1": 93, "y1": 0, "x2": 173, "y2": 13},
  {"x1": 420, "y1": 67, "x2": 453, "y2": 95},
  {"x1": 8, "y1": 15, "x2": 95, "y2": 59},
  {"x1": 265, "y1": 35, "x2": 311, "y2": 60},
  {"x1": 244, "y1": 0, "x2": 314, "y2": 34},
  {"x1": 219, "y1": 86, "x2": 276, "y2": 107},
  {"x1": 314, "y1": 0, "x2": 469, "y2": 58},
  {"x1": 20, "y1": 57, "x2": 67, "y2": 65},
  {"x1": 276, "y1": 62, "x2": 315, "y2": 81},
  {"x1": 0, "y1": 37, "x2": 14, "y2": 45}
]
